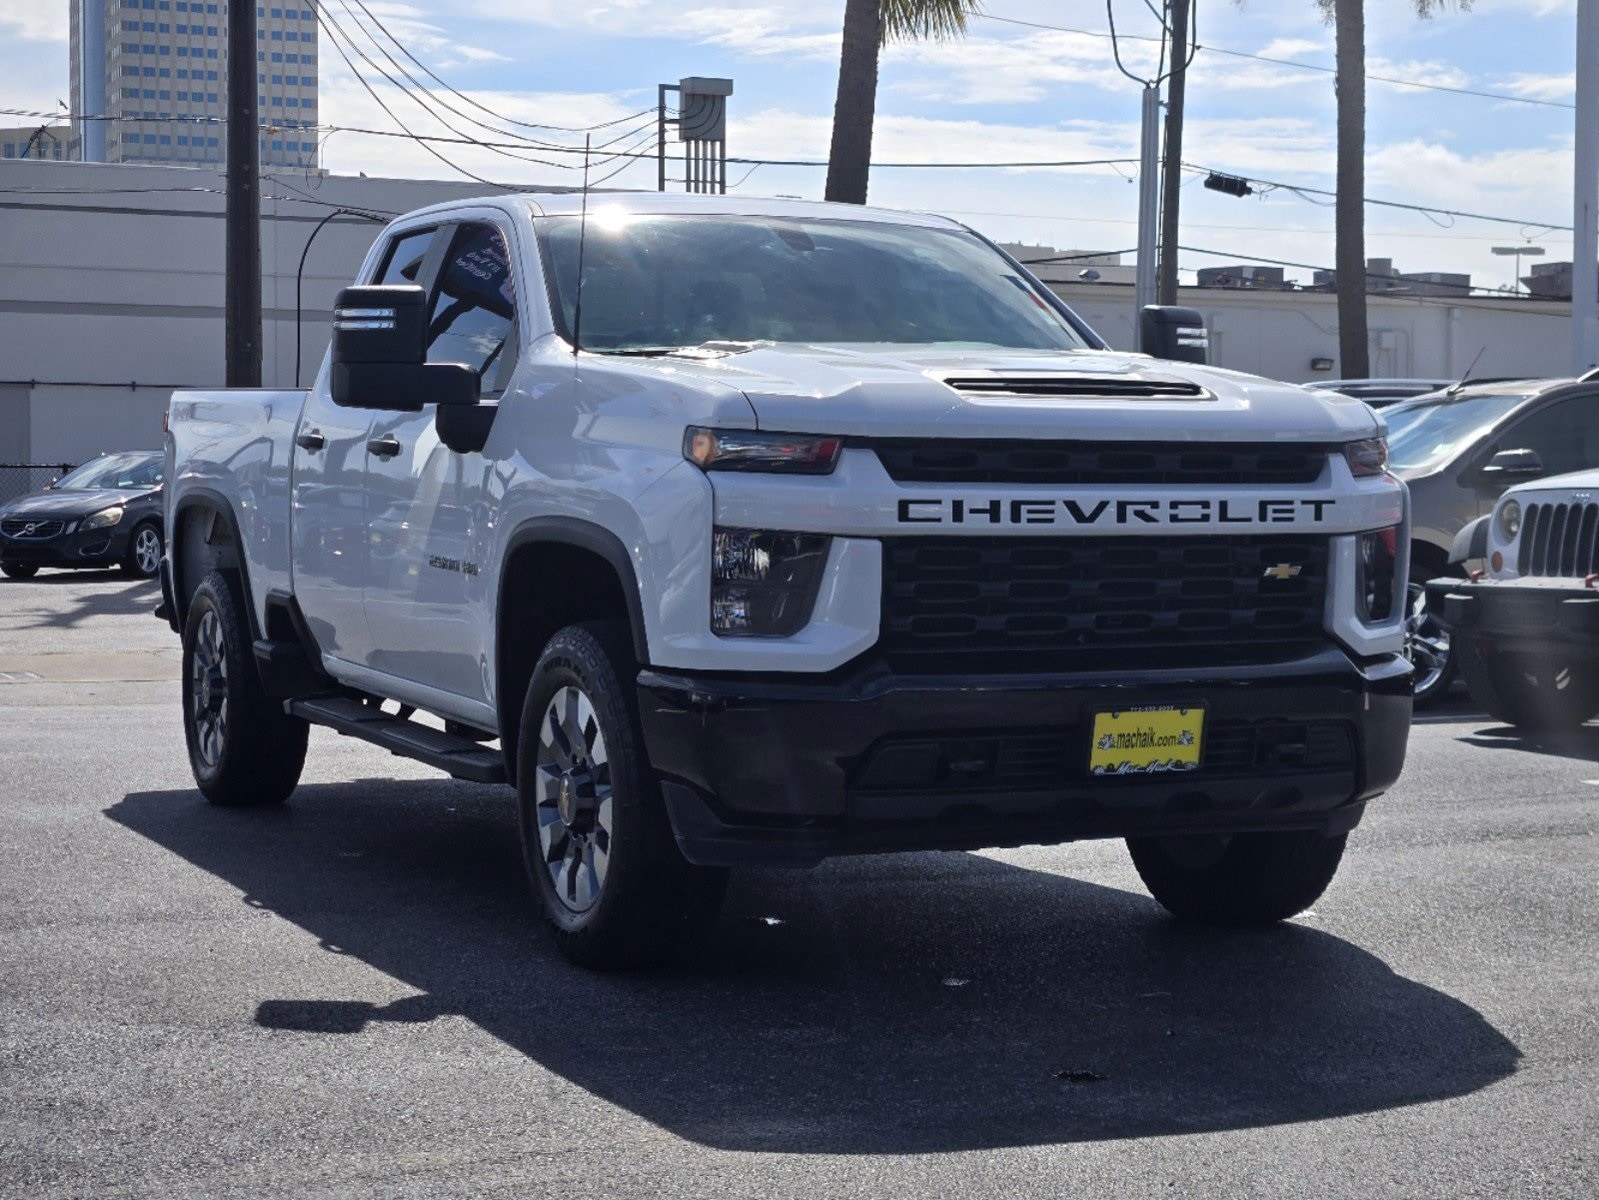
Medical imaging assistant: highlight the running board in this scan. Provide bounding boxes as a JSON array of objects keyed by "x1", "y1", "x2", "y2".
[{"x1": 289, "y1": 696, "x2": 507, "y2": 785}]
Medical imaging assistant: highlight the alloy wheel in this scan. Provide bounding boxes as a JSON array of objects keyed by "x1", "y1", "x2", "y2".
[
  {"x1": 533, "y1": 685, "x2": 613, "y2": 914},
  {"x1": 190, "y1": 609, "x2": 229, "y2": 768},
  {"x1": 134, "y1": 527, "x2": 161, "y2": 575},
  {"x1": 1406, "y1": 582, "x2": 1451, "y2": 697}
]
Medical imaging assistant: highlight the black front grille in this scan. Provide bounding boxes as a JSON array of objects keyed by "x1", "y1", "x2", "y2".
[
  {"x1": 850, "y1": 719, "x2": 1356, "y2": 795},
  {"x1": 881, "y1": 534, "x2": 1330, "y2": 673},
  {"x1": 941, "y1": 375, "x2": 1207, "y2": 400},
  {"x1": 871, "y1": 440, "x2": 1330, "y2": 485},
  {"x1": 1, "y1": 518, "x2": 66, "y2": 539},
  {"x1": 1518, "y1": 502, "x2": 1599, "y2": 578}
]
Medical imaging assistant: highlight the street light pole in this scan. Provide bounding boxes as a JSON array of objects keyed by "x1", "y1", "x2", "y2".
[
  {"x1": 1133, "y1": 82, "x2": 1160, "y2": 340},
  {"x1": 1574, "y1": 0, "x2": 1599, "y2": 373},
  {"x1": 225, "y1": 0, "x2": 262, "y2": 387},
  {"x1": 1492, "y1": 245, "x2": 1546, "y2": 295}
]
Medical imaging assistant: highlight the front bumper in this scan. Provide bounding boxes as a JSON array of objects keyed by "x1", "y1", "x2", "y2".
[
  {"x1": 638, "y1": 646, "x2": 1413, "y2": 867},
  {"x1": 0, "y1": 521, "x2": 131, "y2": 568},
  {"x1": 1426, "y1": 576, "x2": 1599, "y2": 655}
]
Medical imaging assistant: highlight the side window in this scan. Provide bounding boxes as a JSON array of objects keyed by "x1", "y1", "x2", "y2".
[
  {"x1": 426, "y1": 223, "x2": 519, "y2": 396},
  {"x1": 373, "y1": 228, "x2": 435, "y2": 285},
  {"x1": 1494, "y1": 397, "x2": 1599, "y2": 478}
]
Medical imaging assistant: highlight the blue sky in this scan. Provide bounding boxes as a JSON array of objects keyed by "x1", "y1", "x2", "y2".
[{"x1": 0, "y1": 1, "x2": 1581, "y2": 289}]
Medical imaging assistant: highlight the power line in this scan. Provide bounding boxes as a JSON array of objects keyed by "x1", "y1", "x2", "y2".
[
  {"x1": 1184, "y1": 162, "x2": 1572, "y2": 232},
  {"x1": 978, "y1": 10, "x2": 1574, "y2": 110},
  {"x1": 333, "y1": 0, "x2": 657, "y2": 137}
]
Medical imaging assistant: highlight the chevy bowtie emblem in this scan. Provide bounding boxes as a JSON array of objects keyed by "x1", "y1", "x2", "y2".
[{"x1": 1262, "y1": 563, "x2": 1302, "y2": 580}]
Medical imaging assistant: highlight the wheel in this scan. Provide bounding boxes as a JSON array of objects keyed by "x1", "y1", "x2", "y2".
[
  {"x1": 1456, "y1": 639, "x2": 1599, "y2": 732},
  {"x1": 1126, "y1": 830, "x2": 1347, "y2": 925},
  {"x1": 1406, "y1": 573, "x2": 1455, "y2": 707},
  {"x1": 1, "y1": 562, "x2": 39, "y2": 579},
  {"x1": 123, "y1": 522, "x2": 163, "y2": 578},
  {"x1": 516, "y1": 622, "x2": 726, "y2": 970},
  {"x1": 181, "y1": 570, "x2": 308, "y2": 806}
]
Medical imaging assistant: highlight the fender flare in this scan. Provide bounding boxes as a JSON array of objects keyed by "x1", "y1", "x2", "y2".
[
  {"x1": 499, "y1": 516, "x2": 651, "y2": 666},
  {"x1": 169, "y1": 487, "x2": 259, "y2": 638}
]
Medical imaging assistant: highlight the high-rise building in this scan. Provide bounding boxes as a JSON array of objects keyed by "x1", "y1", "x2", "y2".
[
  {"x1": 70, "y1": 1, "x2": 318, "y2": 168},
  {"x1": 1, "y1": 126, "x2": 73, "y2": 160}
]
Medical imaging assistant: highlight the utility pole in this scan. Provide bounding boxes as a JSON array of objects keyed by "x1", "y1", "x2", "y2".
[
  {"x1": 1156, "y1": 0, "x2": 1190, "y2": 307},
  {"x1": 1573, "y1": 0, "x2": 1599, "y2": 375},
  {"x1": 1133, "y1": 82, "x2": 1161, "y2": 335},
  {"x1": 225, "y1": 0, "x2": 262, "y2": 387}
]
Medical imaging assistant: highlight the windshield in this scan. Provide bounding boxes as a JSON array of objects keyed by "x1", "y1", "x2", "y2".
[
  {"x1": 1384, "y1": 392, "x2": 1529, "y2": 473},
  {"x1": 535, "y1": 213, "x2": 1091, "y2": 353},
  {"x1": 53, "y1": 452, "x2": 163, "y2": 491}
]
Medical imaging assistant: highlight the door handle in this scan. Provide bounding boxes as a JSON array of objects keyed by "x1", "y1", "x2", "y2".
[
  {"x1": 366, "y1": 435, "x2": 402, "y2": 459},
  {"x1": 295, "y1": 429, "x2": 326, "y2": 452}
]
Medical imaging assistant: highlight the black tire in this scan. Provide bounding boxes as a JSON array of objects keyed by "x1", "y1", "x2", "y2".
[
  {"x1": 181, "y1": 570, "x2": 308, "y2": 806},
  {"x1": 1406, "y1": 569, "x2": 1455, "y2": 708},
  {"x1": 1127, "y1": 830, "x2": 1347, "y2": 925},
  {"x1": 1456, "y1": 637, "x2": 1599, "y2": 732},
  {"x1": 1, "y1": 562, "x2": 39, "y2": 580},
  {"x1": 516, "y1": 621, "x2": 726, "y2": 970},
  {"x1": 122, "y1": 521, "x2": 163, "y2": 578}
]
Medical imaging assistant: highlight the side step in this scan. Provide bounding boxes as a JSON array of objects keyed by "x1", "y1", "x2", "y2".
[{"x1": 289, "y1": 696, "x2": 507, "y2": 785}]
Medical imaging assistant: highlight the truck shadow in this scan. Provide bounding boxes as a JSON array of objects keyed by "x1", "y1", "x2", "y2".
[
  {"x1": 1457, "y1": 723, "x2": 1599, "y2": 764},
  {"x1": 107, "y1": 782, "x2": 1519, "y2": 1154}
]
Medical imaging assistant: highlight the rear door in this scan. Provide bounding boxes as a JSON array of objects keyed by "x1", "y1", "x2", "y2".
[
  {"x1": 361, "y1": 219, "x2": 521, "y2": 706},
  {"x1": 291, "y1": 224, "x2": 442, "y2": 666}
]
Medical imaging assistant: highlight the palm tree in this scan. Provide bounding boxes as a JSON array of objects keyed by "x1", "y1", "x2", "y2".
[
  {"x1": 825, "y1": 0, "x2": 983, "y2": 204},
  {"x1": 1320, "y1": 0, "x2": 1466, "y2": 377}
]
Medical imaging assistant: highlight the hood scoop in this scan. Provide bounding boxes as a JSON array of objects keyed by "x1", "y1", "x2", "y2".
[{"x1": 940, "y1": 373, "x2": 1210, "y2": 400}]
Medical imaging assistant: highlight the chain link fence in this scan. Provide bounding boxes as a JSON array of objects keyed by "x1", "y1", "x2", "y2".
[{"x1": 0, "y1": 464, "x2": 75, "y2": 507}]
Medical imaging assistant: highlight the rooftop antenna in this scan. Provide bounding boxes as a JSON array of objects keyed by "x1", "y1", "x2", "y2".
[
  {"x1": 571, "y1": 134, "x2": 591, "y2": 357},
  {"x1": 1447, "y1": 346, "x2": 1487, "y2": 395}
]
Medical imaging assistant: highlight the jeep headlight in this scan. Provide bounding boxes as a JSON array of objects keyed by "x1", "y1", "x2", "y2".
[
  {"x1": 1497, "y1": 499, "x2": 1521, "y2": 541},
  {"x1": 710, "y1": 528, "x2": 830, "y2": 636},
  {"x1": 81, "y1": 505, "x2": 124, "y2": 530}
]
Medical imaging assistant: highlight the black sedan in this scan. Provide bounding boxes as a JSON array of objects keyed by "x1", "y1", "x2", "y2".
[{"x1": 0, "y1": 452, "x2": 165, "y2": 580}]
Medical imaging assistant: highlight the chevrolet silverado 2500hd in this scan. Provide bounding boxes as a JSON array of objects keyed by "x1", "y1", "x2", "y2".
[{"x1": 162, "y1": 193, "x2": 1411, "y2": 969}]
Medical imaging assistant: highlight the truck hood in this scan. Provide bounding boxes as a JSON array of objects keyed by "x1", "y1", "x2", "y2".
[
  {"x1": 1505, "y1": 467, "x2": 1599, "y2": 498},
  {"x1": 656, "y1": 344, "x2": 1380, "y2": 443}
]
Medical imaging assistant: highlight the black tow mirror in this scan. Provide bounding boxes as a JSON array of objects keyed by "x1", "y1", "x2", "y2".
[
  {"x1": 329, "y1": 285, "x2": 479, "y2": 412},
  {"x1": 1139, "y1": 305, "x2": 1209, "y2": 364},
  {"x1": 1479, "y1": 448, "x2": 1543, "y2": 480}
]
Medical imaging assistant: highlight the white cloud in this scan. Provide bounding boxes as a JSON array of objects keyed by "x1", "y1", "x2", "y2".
[
  {"x1": 1493, "y1": 72, "x2": 1576, "y2": 101},
  {"x1": 0, "y1": 2, "x2": 64, "y2": 43}
]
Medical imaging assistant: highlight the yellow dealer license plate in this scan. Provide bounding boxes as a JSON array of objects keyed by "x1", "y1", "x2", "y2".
[{"x1": 1089, "y1": 706, "x2": 1205, "y2": 777}]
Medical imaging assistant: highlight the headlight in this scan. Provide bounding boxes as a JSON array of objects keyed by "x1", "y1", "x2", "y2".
[
  {"x1": 1343, "y1": 437, "x2": 1389, "y2": 477},
  {"x1": 1356, "y1": 526, "x2": 1400, "y2": 623},
  {"x1": 1497, "y1": 499, "x2": 1522, "y2": 540},
  {"x1": 684, "y1": 427, "x2": 843, "y2": 474},
  {"x1": 81, "y1": 506, "x2": 124, "y2": 530},
  {"x1": 711, "y1": 528, "x2": 830, "y2": 636}
]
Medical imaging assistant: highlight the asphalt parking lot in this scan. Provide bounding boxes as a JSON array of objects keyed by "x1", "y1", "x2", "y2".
[{"x1": 1, "y1": 571, "x2": 1594, "y2": 1198}]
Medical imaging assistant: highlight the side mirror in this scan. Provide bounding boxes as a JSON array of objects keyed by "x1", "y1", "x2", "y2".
[
  {"x1": 1139, "y1": 305, "x2": 1209, "y2": 364},
  {"x1": 1479, "y1": 448, "x2": 1544, "y2": 480},
  {"x1": 329, "y1": 285, "x2": 479, "y2": 412}
]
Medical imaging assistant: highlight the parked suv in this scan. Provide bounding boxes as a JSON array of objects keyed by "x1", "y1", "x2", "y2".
[
  {"x1": 1383, "y1": 378, "x2": 1599, "y2": 701},
  {"x1": 1427, "y1": 468, "x2": 1599, "y2": 730}
]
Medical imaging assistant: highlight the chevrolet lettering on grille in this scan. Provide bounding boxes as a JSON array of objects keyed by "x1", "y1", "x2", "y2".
[{"x1": 896, "y1": 497, "x2": 1336, "y2": 526}]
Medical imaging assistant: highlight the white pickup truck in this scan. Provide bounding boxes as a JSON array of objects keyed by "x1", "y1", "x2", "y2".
[{"x1": 162, "y1": 192, "x2": 1411, "y2": 968}]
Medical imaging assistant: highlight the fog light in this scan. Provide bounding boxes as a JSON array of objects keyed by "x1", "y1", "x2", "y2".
[
  {"x1": 711, "y1": 528, "x2": 830, "y2": 636},
  {"x1": 1357, "y1": 527, "x2": 1400, "y2": 623}
]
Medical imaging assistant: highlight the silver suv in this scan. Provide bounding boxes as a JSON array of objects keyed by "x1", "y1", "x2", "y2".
[{"x1": 1386, "y1": 377, "x2": 1599, "y2": 702}]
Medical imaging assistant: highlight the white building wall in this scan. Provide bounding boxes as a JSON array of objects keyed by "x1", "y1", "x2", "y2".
[
  {"x1": 1052, "y1": 283, "x2": 1572, "y2": 383},
  {"x1": 0, "y1": 158, "x2": 501, "y2": 462}
]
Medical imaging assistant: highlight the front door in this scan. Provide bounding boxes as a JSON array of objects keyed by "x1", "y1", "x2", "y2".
[
  {"x1": 290, "y1": 224, "x2": 442, "y2": 669},
  {"x1": 362, "y1": 220, "x2": 521, "y2": 707}
]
